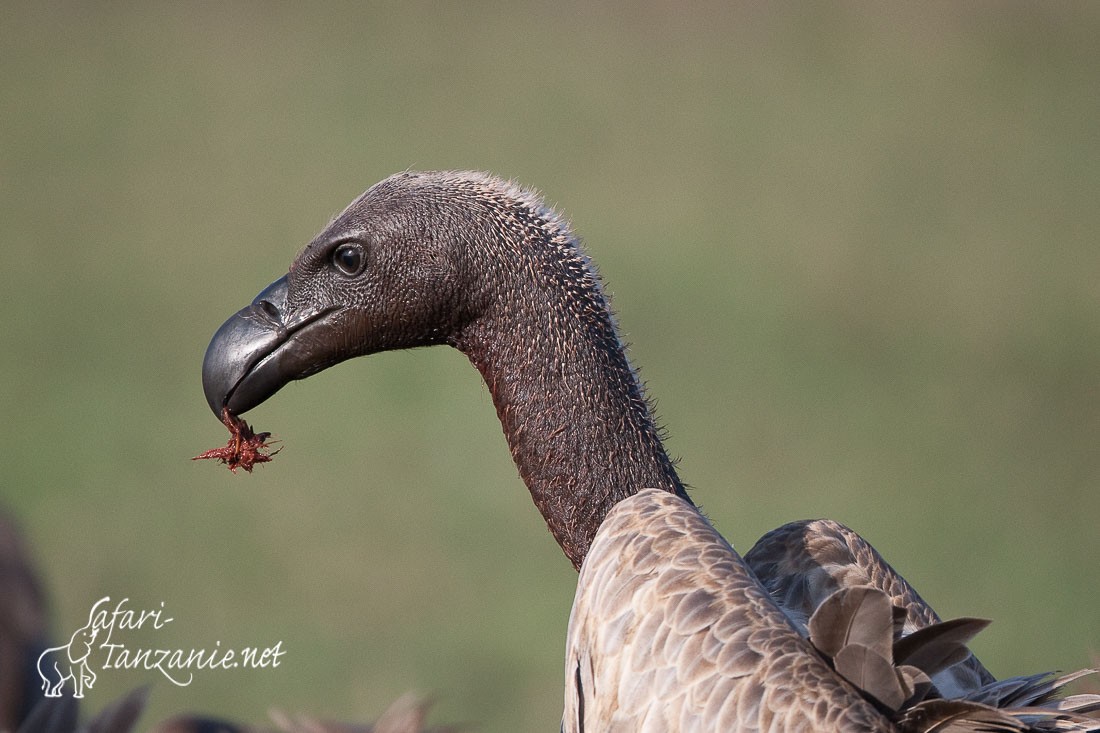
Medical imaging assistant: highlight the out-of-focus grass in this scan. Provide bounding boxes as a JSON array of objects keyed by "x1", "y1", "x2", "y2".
[{"x1": 1, "y1": 2, "x2": 1097, "y2": 730}]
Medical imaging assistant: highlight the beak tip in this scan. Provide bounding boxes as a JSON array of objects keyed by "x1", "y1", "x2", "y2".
[
  {"x1": 201, "y1": 275, "x2": 294, "y2": 419},
  {"x1": 200, "y1": 306, "x2": 252, "y2": 418},
  {"x1": 201, "y1": 276, "x2": 296, "y2": 420},
  {"x1": 201, "y1": 348, "x2": 232, "y2": 417}
]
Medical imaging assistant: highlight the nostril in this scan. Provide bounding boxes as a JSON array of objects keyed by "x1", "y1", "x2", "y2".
[{"x1": 258, "y1": 300, "x2": 280, "y2": 319}]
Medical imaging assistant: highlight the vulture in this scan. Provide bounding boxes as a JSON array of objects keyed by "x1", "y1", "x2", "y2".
[
  {"x1": 201, "y1": 171, "x2": 1098, "y2": 731},
  {"x1": 15, "y1": 687, "x2": 454, "y2": 733},
  {"x1": 0, "y1": 507, "x2": 454, "y2": 733},
  {"x1": 0, "y1": 512, "x2": 49, "y2": 732}
]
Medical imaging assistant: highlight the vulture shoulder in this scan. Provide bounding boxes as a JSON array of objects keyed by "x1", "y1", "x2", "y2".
[{"x1": 563, "y1": 488, "x2": 892, "y2": 732}]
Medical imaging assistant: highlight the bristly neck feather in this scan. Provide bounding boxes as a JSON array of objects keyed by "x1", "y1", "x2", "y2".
[{"x1": 448, "y1": 181, "x2": 689, "y2": 568}]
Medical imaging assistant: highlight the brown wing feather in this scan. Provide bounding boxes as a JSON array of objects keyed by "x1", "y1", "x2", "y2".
[
  {"x1": 744, "y1": 520, "x2": 1100, "y2": 727},
  {"x1": 745, "y1": 518, "x2": 996, "y2": 698}
]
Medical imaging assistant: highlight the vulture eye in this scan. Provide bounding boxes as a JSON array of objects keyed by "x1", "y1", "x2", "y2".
[{"x1": 332, "y1": 243, "x2": 365, "y2": 276}]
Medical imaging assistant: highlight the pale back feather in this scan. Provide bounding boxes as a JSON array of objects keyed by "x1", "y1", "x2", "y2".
[{"x1": 563, "y1": 489, "x2": 894, "y2": 733}]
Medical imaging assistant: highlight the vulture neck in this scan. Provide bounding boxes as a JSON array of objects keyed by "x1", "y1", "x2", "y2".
[{"x1": 453, "y1": 218, "x2": 689, "y2": 569}]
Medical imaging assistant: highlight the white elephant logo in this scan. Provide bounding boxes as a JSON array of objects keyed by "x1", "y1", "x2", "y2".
[{"x1": 37, "y1": 618, "x2": 99, "y2": 698}]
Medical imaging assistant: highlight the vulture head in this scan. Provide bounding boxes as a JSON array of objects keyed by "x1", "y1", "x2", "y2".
[{"x1": 202, "y1": 170, "x2": 519, "y2": 416}]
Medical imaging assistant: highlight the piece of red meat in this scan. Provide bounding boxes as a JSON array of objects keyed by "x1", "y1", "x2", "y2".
[{"x1": 194, "y1": 408, "x2": 279, "y2": 473}]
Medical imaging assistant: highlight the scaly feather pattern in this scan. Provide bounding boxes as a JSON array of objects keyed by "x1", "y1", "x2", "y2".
[
  {"x1": 565, "y1": 490, "x2": 1100, "y2": 732},
  {"x1": 564, "y1": 490, "x2": 894, "y2": 732}
]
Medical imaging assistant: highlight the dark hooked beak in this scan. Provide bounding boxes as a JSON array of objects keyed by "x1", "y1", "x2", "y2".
[{"x1": 201, "y1": 276, "x2": 338, "y2": 416}]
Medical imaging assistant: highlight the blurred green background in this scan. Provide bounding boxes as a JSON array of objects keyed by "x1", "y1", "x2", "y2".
[{"x1": 2, "y1": 2, "x2": 1098, "y2": 730}]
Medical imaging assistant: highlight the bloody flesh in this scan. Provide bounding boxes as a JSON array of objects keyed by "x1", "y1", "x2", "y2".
[{"x1": 194, "y1": 408, "x2": 279, "y2": 473}]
